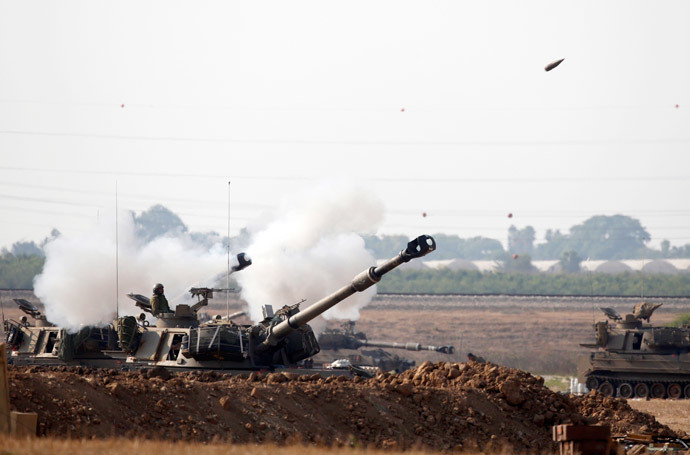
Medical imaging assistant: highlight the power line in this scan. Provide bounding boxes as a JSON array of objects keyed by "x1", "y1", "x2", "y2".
[
  {"x1": 0, "y1": 204, "x2": 95, "y2": 219},
  {"x1": 1, "y1": 192, "x2": 690, "y2": 234},
  {"x1": 0, "y1": 193, "x2": 105, "y2": 209},
  {"x1": 0, "y1": 165, "x2": 309, "y2": 181},
  {"x1": 2, "y1": 197, "x2": 690, "y2": 231},
  {"x1": 0, "y1": 180, "x2": 274, "y2": 209},
  {"x1": 0, "y1": 98, "x2": 684, "y2": 112},
  {"x1": 0, "y1": 165, "x2": 688, "y2": 184},
  {"x1": 1, "y1": 129, "x2": 689, "y2": 147}
]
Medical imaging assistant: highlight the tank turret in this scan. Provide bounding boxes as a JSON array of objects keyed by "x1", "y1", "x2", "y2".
[{"x1": 578, "y1": 303, "x2": 690, "y2": 399}]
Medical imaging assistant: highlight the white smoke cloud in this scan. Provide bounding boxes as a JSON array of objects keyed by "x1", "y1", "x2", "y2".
[
  {"x1": 236, "y1": 180, "x2": 385, "y2": 324},
  {"x1": 33, "y1": 180, "x2": 384, "y2": 333},
  {"x1": 34, "y1": 213, "x2": 229, "y2": 332}
]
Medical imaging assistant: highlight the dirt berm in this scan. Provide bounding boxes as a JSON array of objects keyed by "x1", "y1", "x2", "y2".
[{"x1": 8, "y1": 361, "x2": 682, "y2": 452}]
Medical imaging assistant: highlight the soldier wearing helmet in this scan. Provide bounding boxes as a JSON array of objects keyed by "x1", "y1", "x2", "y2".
[{"x1": 150, "y1": 283, "x2": 171, "y2": 316}]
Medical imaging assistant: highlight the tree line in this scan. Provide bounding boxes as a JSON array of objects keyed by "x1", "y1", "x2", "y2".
[
  {"x1": 365, "y1": 214, "x2": 690, "y2": 261},
  {"x1": 376, "y1": 268, "x2": 690, "y2": 296},
  {"x1": 3, "y1": 207, "x2": 690, "y2": 290}
]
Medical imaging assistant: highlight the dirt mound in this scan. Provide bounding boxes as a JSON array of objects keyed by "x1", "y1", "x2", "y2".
[{"x1": 8, "y1": 362, "x2": 679, "y2": 452}]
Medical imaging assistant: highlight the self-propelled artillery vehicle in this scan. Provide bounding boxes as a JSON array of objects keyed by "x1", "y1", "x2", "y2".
[
  {"x1": 3, "y1": 298, "x2": 120, "y2": 367},
  {"x1": 577, "y1": 302, "x2": 690, "y2": 399},
  {"x1": 3, "y1": 252, "x2": 253, "y2": 367},
  {"x1": 316, "y1": 320, "x2": 454, "y2": 373},
  {"x1": 116, "y1": 235, "x2": 436, "y2": 372},
  {"x1": 5, "y1": 237, "x2": 435, "y2": 372}
]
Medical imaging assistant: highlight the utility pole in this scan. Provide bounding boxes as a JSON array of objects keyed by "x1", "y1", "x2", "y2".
[{"x1": 0, "y1": 343, "x2": 10, "y2": 433}]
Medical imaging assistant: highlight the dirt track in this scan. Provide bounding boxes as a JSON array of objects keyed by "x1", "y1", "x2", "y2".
[{"x1": 8, "y1": 361, "x2": 681, "y2": 453}]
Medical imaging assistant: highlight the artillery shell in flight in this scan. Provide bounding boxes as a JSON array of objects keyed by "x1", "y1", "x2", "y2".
[{"x1": 544, "y1": 58, "x2": 565, "y2": 72}]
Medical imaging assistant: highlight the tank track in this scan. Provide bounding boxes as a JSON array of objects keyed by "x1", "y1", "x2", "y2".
[{"x1": 585, "y1": 374, "x2": 690, "y2": 399}]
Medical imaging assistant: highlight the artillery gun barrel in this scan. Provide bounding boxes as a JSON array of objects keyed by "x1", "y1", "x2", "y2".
[
  {"x1": 228, "y1": 310, "x2": 246, "y2": 320},
  {"x1": 362, "y1": 340, "x2": 455, "y2": 354},
  {"x1": 263, "y1": 235, "x2": 436, "y2": 346}
]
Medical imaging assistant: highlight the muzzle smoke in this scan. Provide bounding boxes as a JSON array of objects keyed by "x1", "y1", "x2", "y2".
[
  {"x1": 33, "y1": 181, "x2": 382, "y2": 333},
  {"x1": 34, "y1": 213, "x2": 229, "y2": 332},
  {"x1": 236, "y1": 181, "x2": 384, "y2": 324}
]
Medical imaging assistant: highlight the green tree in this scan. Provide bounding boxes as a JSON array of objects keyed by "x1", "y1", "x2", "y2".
[
  {"x1": 2, "y1": 240, "x2": 42, "y2": 257},
  {"x1": 0, "y1": 228, "x2": 60, "y2": 257},
  {"x1": 0, "y1": 254, "x2": 45, "y2": 288},
  {"x1": 569, "y1": 215, "x2": 650, "y2": 259},
  {"x1": 133, "y1": 205, "x2": 188, "y2": 242},
  {"x1": 559, "y1": 250, "x2": 582, "y2": 273},
  {"x1": 508, "y1": 225, "x2": 535, "y2": 255},
  {"x1": 495, "y1": 252, "x2": 538, "y2": 274},
  {"x1": 533, "y1": 229, "x2": 570, "y2": 259},
  {"x1": 378, "y1": 268, "x2": 690, "y2": 295},
  {"x1": 534, "y1": 215, "x2": 651, "y2": 260},
  {"x1": 460, "y1": 236, "x2": 505, "y2": 260},
  {"x1": 363, "y1": 234, "x2": 409, "y2": 259}
]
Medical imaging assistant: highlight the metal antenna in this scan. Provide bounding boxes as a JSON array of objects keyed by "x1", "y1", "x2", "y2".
[
  {"x1": 226, "y1": 180, "x2": 231, "y2": 319},
  {"x1": 640, "y1": 248, "x2": 646, "y2": 299},
  {"x1": 115, "y1": 180, "x2": 120, "y2": 319},
  {"x1": 586, "y1": 257, "x2": 596, "y2": 324}
]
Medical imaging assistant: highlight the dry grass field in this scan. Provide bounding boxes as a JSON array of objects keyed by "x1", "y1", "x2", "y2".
[
  {"x1": 330, "y1": 296, "x2": 687, "y2": 375},
  {"x1": 0, "y1": 436, "x2": 434, "y2": 455},
  {"x1": 627, "y1": 400, "x2": 690, "y2": 435}
]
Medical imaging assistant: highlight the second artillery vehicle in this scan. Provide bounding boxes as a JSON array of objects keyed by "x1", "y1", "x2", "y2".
[
  {"x1": 316, "y1": 320, "x2": 454, "y2": 373},
  {"x1": 578, "y1": 302, "x2": 690, "y2": 399}
]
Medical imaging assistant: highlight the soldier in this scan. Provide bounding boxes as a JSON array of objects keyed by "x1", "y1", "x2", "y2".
[{"x1": 150, "y1": 283, "x2": 171, "y2": 316}]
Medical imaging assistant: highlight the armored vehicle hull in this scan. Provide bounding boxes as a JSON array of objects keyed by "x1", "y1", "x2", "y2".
[
  {"x1": 578, "y1": 303, "x2": 690, "y2": 399},
  {"x1": 577, "y1": 351, "x2": 690, "y2": 399}
]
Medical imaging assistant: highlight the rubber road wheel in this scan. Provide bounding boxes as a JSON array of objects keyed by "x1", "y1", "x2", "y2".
[
  {"x1": 667, "y1": 383, "x2": 682, "y2": 399},
  {"x1": 618, "y1": 383, "x2": 634, "y2": 399},
  {"x1": 598, "y1": 382, "x2": 614, "y2": 397},
  {"x1": 585, "y1": 376, "x2": 599, "y2": 391},
  {"x1": 650, "y1": 383, "x2": 666, "y2": 399},
  {"x1": 634, "y1": 383, "x2": 649, "y2": 398}
]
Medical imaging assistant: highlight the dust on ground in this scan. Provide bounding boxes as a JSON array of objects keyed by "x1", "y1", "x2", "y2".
[{"x1": 8, "y1": 361, "x2": 680, "y2": 453}]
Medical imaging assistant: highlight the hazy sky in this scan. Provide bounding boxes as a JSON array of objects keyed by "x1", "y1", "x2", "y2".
[{"x1": 1, "y1": 1, "x2": 689, "y2": 251}]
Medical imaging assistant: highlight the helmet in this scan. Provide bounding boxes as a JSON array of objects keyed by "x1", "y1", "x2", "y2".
[{"x1": 153, "y1": 283, "x2": 164, "y2": 292}]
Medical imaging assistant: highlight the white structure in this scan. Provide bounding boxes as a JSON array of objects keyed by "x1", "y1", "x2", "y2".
[{"x1": 422, "y1": 259, "x2": 690, "y2": 274}]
